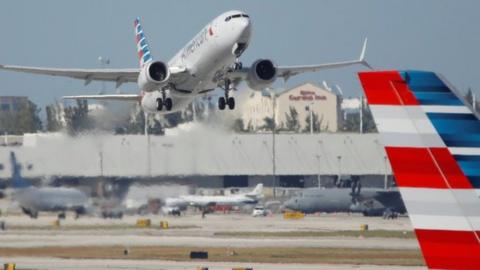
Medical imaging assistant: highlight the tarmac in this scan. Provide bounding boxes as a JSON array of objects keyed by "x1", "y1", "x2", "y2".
[
  {"x1": 0, "y1": 213, "x2": 423, "y2": 269},
  {"x1": 0, "y1": 257, "x2": 425, "y2": 270}
]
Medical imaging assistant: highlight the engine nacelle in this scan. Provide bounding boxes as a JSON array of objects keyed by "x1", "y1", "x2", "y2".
[
  {"x1": 246, "y1": 59, "x2": 277, "y2": 91},
  {"x1": 137, "y1": 61, "x2": 170, "y2": 92}
]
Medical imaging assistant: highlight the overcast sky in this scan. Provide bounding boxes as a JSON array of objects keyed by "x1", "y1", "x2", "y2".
[{"x1": 1, "y1": 0, "x2": 479, "y2": 108}]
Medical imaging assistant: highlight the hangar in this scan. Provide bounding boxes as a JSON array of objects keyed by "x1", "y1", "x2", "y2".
[{"x1": 0, "y1": 131, "x2": 391, "y2": 188}]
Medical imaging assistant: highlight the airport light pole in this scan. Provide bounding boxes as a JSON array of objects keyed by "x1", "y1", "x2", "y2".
[
  {"x1": 316, "y1": 154, "x2": 321, "y2": 188},
  {"x1": 384, "y1": 155, "x2": 388, "y2": 190},
  {"x1": 267, "y1": 88, "x2": 277, "y2": 200},
  {"x1": 308, "y1": 103, "x2": 314, "y2": 134},
  {"x1": 98, "y1": 56, "x2": 110, "y2": 94},
  {"x1": 337, "y1": 155, "x2": 342, "y2": 186},
  {"x1": 359, "y1": 95, "x2": 363, "y2": 134}
]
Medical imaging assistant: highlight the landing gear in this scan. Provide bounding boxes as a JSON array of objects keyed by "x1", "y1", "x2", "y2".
[
  {"x1": 219, "y1": 79, "x2": 235, "y2": 110},
  {"x1": 218, "y1": 97, "x2": 226, "y2": 110},
  {"x1": 156, "y1": 89, "x2": 173, "y2": 112},
  {"x1": 164, "y1": 97, "x2": 173, "y2": 111},
  {"x1": 227, "y1": 97, "x2": 235, "y2": 110},
  {"x1": 156, "y1": 98, "x2": 163, "y2": 111}
]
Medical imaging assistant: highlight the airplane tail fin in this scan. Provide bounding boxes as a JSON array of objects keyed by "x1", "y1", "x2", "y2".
[
  {"x1": 9, "y1": 152, "x2": 30, "y2": 189},
  {"x1": 358, "y1": 70, "x2": 480, "y2": 269},
  {"x1": 249, "y1": 183, "x2": 263, "y2": 196},
  {"x1": 134, "y1": 17, "x2": 153, "y2": 67}
]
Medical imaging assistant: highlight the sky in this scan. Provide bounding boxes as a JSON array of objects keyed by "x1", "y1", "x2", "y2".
[{"x1": 0, "y1": 0, "x2": 479, "y2": 109}]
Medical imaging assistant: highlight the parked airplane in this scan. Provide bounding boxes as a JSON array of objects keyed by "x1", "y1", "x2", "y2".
[
  {"x1": 8, "y1": 152, "x2": 89, "y2": 219},
  {"x1": 0, "y1": 10, "x2": 370, "y2": 114},
  {"x1": 184, "y1": 183, "x2": 264, "y2": 207},
  {"x1": 283, "y1": 187, "x2": 406, "y2": 216},
  {"x1": 358, "y1": 70, "x2": 480, "y2": 269}
]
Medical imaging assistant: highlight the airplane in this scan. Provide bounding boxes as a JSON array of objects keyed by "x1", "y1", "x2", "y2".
[
  {"x1": 357, "y1": 70, "x2": 480, "y2": 269},
  {"x1": 283, "y1": 187, "x2": 406, "y2": 216},
  {"x1": 163, "y1": 183, "x2": 264, "y2": 214},
  {"x1": 8, "y1": 151, "x2": 89, "y2": 219},
  {"x1": 0, "y1": 10, "x2": 371, "y2": 114}
]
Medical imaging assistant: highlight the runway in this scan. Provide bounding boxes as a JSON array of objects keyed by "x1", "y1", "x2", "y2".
[
  {"x1": 0, "y1": 213, "x2": 423, "y2": 269},
  {"x1": 0, "y1": 257, "x2": 425, "y2": 270}
]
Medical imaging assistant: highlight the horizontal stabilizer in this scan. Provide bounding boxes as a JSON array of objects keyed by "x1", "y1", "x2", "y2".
[{"x1": 62, "y1": 94, "x2": 140, "y2": 101}]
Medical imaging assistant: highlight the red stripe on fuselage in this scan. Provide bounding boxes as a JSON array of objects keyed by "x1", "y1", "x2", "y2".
[
  {"x1": 386, "y1": 147, "x2": 472, "y2": 189},
  {"x1": 415, "y1": 229, "x2": 480, "y2": 269},
  {"x1": 358, "y1": 71, "x2": 419, "y2": 105}
]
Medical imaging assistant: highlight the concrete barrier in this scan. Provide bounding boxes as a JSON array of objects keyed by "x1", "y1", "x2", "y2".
[
  {"x1": 136, "y1": 218, "x2": 151, "y2": 228},
  {"x1": 190, "y1": 251, "x2": 208, "y2": 259},
  {"x1": 360, "y1": 224, "x2": 369, "y2": 231},
  {"x1": 160, "y1": 221, "x2": 169, "y2": 229},
  {"x1": 283, "y1": 211, "x2": 305, "y2": 220},
  {"x1": 52, "y1": 219, "x2": 60, "y2": 228},
  {"x1": 4, "y1": 263, "x2": 15, "y2": 270}
]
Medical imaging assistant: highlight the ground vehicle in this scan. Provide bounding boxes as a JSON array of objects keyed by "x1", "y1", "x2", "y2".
[{"x1": 252, "y1": 206, "x2": 267, "y2": 217}]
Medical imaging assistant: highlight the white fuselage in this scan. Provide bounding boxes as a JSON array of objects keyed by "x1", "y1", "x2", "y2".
[
  {"x1": 180, "y1": 194, "x2": 257, "y2": 207},
  {"x1": 141, "y1": 10, "x2": 251, "y2": 113}
]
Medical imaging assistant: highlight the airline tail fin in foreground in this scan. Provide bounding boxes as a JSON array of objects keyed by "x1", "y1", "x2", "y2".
[
  {"x1": 358, "y1": 70, "x2": 480, "y2": 269},
  {"x1": 134, "y1": 17, "x2": 153, "y2": 67},
  {"x1": 9, "y1": 152, "x2": 30, "y2": 189}
]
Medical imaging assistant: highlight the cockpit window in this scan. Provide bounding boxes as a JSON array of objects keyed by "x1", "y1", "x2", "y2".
[{"x1": 225, "y1": 14, "x2": 249, "y2": 22}]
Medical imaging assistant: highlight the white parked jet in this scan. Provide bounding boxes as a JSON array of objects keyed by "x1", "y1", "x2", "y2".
[
  {"x1": 181, "y1": 183, "x2": 264, "y2": 208},
  {"x1": 0, "y1": 10, "x2": 371, "y2": 113}
]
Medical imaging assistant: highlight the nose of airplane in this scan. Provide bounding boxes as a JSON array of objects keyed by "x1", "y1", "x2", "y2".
[{"x1": 238, "y1": 18, "x2": 251, "y2": 37}]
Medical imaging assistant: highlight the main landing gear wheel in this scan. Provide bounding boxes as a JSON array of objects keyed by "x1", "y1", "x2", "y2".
[
  {"x1": 164, "y1": 98, "x2": 173, "y2": 111},
  {"x1": 218, "y1": 97, "x2": 226, "y2": 110},
  {"x1": 227, "y1": 97, "x2": 235, "y2": 110},
  {"x1": 156, "y1": 97, "x2": 173, "y2": 111},
  {"x1": 156, "y1": 98, "x2": 163, "y2": 111},
  {"x1": 219, "y1": 79, "x2": 235, "y2": 110}
]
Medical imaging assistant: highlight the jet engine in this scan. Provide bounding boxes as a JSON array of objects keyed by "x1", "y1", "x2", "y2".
[
  {"x1": 137, "y1": 61, "x2": 170, "y2": 92},
  {"x1": 246, "y1": 59, "x2": 277, "y2": 91}
]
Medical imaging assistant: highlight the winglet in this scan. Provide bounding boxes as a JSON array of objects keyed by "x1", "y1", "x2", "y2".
[
  {"x1": 359, "y1": 38, "x2": 373, "y2": 70},
  {"x1": 134, "y1": 17, "x2": 153, "y2": 67}
]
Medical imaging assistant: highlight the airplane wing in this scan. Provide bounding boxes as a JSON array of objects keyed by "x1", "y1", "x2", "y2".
[
  {"x1": 0, "y1": 64, "x2": 139, "y2": 84},
  {"x1": 62, "y1": 94, "x2": 140, "y2": 101},
  {"x1": 226, "y1": 39, "x2": 372, "y2": 83},
  {"x1": 277, "y1": 39, "x2": 372, "y2": 80}
]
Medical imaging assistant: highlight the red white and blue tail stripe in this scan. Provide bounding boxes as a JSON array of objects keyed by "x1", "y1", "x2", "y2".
[
  {"x1": 134, "y1": 17, "x2": 153, "y2": 67},
  {"x1": 358, "y1": 70, "x2": 480, "y2": 269}
]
